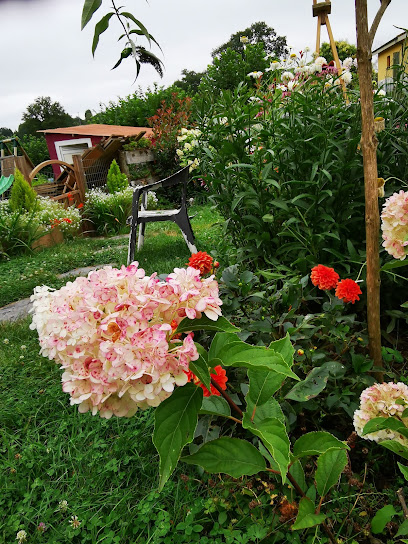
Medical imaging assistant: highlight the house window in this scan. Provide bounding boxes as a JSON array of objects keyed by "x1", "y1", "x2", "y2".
[
  {"x1": 55, "y1": 138, "x2": 92, "y2": 164},
  {"x1": 393, "y1": 51, "x2": 400, "y2": 79}
]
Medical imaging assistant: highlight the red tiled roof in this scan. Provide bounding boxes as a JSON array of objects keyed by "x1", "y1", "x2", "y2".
[{"x1": 38, "y1": 124, "x2": 153, "y2": 138}]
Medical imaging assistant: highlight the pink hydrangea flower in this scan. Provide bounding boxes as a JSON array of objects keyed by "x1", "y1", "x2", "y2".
[
  {"x1": 381, "y1": 190, "x2": 408, "y2": 260},
  {"x1": 30, "y1": 263, "x2": 222, "y2": 418},
  {"x1": 353, "y1": 382, "x2": 408, "y2": 445}
]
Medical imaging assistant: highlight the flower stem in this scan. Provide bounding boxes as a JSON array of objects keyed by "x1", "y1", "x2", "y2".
[{"x1": 210, "y1": 378, "x2": 244, "y2": 418}]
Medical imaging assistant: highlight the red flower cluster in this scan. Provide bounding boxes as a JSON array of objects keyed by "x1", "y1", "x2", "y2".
[
  {"x1": 310, "y1": 265, "x2": 339, "y2": 290},
  {"x1": 188, "y1": 251, "x2": 214, "y2": 275},
  {"x1": 335, "y1": 279, "x2": 362, "y2": 304},
  {"x1": 186, "y1": 365, "x2": 228, "y2": 397},
  {"x1": 50, "y1": 218, "x2": 72, "y2": 229},
  {"x1": 311, "y1": 264, "x2": 362, "y2": 304}
]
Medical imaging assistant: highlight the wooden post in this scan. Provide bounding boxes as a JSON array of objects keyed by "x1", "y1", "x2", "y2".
[
  {"x1": 355, "y1": 0, "x2": 390, "y2": 377},
  {"x1": 72, "y1": 154, "x2": 87, "y2": 203}
]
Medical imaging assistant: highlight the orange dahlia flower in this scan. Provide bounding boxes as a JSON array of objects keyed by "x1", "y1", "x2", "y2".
[
  {"x1": 310, "y1": 264, "x2": 339, "y2": 290},
  {"x1": 186, "y1": 365, "x2": 228, "y2": 397},
  {"x1": 335, "y1": 279, "x2": 362, "y2": 304},
  {"x1": 187, "y1": 251, "x2": 213, "y2": 275}
]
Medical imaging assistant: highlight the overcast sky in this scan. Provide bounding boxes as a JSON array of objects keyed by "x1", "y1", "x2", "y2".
[{"x1": 0, "y1": 0, "x2": 406, "y2": 131}]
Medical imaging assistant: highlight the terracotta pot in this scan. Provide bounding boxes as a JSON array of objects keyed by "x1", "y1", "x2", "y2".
[{"x1": 32, "y1": 227, "x2": 64, "y2": 250}]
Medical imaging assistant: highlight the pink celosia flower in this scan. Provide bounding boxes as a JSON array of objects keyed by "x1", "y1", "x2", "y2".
[
  {"x1": 30, "y1": 263, "x2": 222, "y2": 418},
  {"x1": 381, "y1": 190, "x2": 408, "y2": 260},
  {"x1": 353, "y1": 382, "x2": 408, "y2": 446}
]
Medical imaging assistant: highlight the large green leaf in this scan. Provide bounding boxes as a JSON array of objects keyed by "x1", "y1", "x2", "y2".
[
  {"x1": 200, "y1": 396, "x2": 231, "y2": 417},
  {"x1": 245, "y1": 368, "x2": 285, "y2": 425},
  {"x1": 362, "y1": 417, "x2": 408, "y2": 439},
  {"x1": 121, "y1": 12, "x2": 151, "y2": 45},
  {"x1": 81, "y1": 0, "x2": 102, "y2": 29},
  {"x1": 292, "y1": 498, "x2": 326, "y2": 531},
  {"x1": 209, "y1": 332, "x2": 240, "y2": 360},
  {"x1": 380, "y1": 440, "x2": 408, "y2": 460},
  {"x1": 216, "y1": 340, "x2": 299, "y2": 380},
  {"x1": 153, "y1": 384, "x2": 203, "y2": 490},
  {"x1": 92, "y1": 13, "x2": 114, "y2": 56},
  {"x1": 289, "y1": 460, "x2": 307, "y2": 493},
  {"x1": 268, "y1": 333, "x2": 295, "y2": 367},
  {"x1": 398, "y1": 462, "x2": 408, "y2": 482},
  {"x1": 182, "y1": 437, "x2": 266, "y2": 478},
  {"x1": 315, "y1": 449, "x2": 348, "y2": 497},
  {"x1": 371, "y1": 505, "x2": 398, "y2": 534},
  {"x1": 243, "y1": 415, "x2": 290, "y2": 483},
  {"x1": 189, "y1": 354, "x2": 211, "y2": 391},
  {"x1": 293, "y1": 432, "x2": 348, "y2": 459},
  {"x1": 176, "y1": 316, "x2": 240, "y2": 334},
  {"x1": 285, "y1": 366, "x2": 329, "y2": 402}
]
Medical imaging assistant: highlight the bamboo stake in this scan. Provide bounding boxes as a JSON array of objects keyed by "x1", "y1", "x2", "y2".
[{"x1": 355, "y1": 0, "x2": 392, "y2": 379}]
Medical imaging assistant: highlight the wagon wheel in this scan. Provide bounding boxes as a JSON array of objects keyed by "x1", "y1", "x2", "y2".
[
  {"x1": 29, "y1": 160, "x2": 80, "y2": 207},
  {"x1": 29, "y1": 160, "x2": 74, "y2": 186}
]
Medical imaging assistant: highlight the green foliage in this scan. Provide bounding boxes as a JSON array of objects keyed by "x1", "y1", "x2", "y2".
[
  {"x1": 92, "y1": 85, "x2": 187, "y2": 128},
  {"x1": 153, "y1": 383, "x2": 203, "y2": 490},
  {"x1": 371, "y1": 504, "x2": 398, "y2": 534},
  {"x1": 315, "y1": 449, "x2": 348, "y2": 497},
  {"x1": 291, "y1": 498, "x2": 326, "y2": 531},
  {"x1": 18, "y1": 96, "x2": 75, "y2": 138},
  {"x1": 20, "y1": 134, "x2": 49, "y2": 166},
  {"x1": 212, "y1": 21, "x2": 287, "y2": 59},
  {"x1": 81, "y1": 0, "x2": 163, "y2": 77},
  {"x1": 319, "y1": 40, "x2": 357, "y2": 62},
  {"x1": 9, "y1": 168, "x2": 37, "y2": 212},
  {"x1": 173, "y1": 69, "x2": 206, "y2": 94},
  {"x1": 106, "y1": 159, "x2": 128, "y2": 194},
  {"x1": 200, "y1": 43, "x2": 268, "y2": 93}
]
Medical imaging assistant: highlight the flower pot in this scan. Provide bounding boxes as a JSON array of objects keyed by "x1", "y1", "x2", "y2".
[
  {"x1": 32, "y1": 227, "x2": 64, "y2": 250},
  {"x1": 125, "y1": 149, "x2": 154, "y2": 165}
]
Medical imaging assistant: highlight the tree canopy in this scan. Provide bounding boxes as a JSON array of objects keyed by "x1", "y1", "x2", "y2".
[
  {"x1": 18, "y1": 97, "x2": 75, "y2": 138},
  {"x1": 212, "y1": 21, "x2": 287, "y2": 59},
  {"x1": 319, "y1": 40, "x2": 357, "y2": 63}
]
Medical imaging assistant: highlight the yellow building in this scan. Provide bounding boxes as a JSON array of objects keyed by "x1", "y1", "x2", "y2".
[{"x1": 373, "y1": 31, "x2": 407, "y2": 88}]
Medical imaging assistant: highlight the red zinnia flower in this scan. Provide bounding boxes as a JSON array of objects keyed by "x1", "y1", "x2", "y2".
[
  {"x1": 310, "y1": 264, "x2": 339, "y2": 290},
  {"x1": 187, "y1": 251, "x2": 214, "y2": 275},
  {"x1": 186, "y1": 365, "x2": 228, "y2": 397},
  {"x1": 77, "y1": 203, "x2": 84, "y2": 209},
  {"x1": 335, "y1": 279, "x2": 362, "y2": 304}
]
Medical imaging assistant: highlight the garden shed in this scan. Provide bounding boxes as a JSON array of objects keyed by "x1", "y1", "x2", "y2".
[{"x1": 38, "y1": 124, "x2": 153, "y2": 178}]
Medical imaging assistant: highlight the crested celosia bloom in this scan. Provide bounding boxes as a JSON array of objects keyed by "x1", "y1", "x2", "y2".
[
  {"x1": 186, "y1": 365, "x2": 228, "y2": 397},
  {"x1": 354, "y1": 382, "x2": 408, "y2": 446},
  {"x1": 188, "y1": 251, "x2": 214, "y2": 275},
  {"x1": 30, "y1": 263, "x2": 222, "y2": 418},
  {"x1": 310, "y1": 264, "x2": 339, "y2": 290},
  {"x1": 335, "y1": 278, "x2": 362, "y2": 304},
  {"x1": 381, "y1": 190, "x2": 408, "y2": 260}
]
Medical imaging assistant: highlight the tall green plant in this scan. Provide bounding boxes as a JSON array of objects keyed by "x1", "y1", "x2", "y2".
[
  {"x1": 106, "y1": 160, "x2": 128, "y2": 194},
  {"x1": 9, "y1": 168, "x2": 37, "y2": 213}
]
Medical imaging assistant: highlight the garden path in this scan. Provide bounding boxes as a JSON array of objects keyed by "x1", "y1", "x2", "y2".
[{"x1": 0, "y1": 263, "x2": 115, "y2": 322}]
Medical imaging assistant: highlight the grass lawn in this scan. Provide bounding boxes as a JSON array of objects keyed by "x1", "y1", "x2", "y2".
[
  {"x1": 0, "y1": 204, "x2": 224, "y2": 543},
  {"x1": 0, "y1": 204, "x2": 222, "y2": 308}
]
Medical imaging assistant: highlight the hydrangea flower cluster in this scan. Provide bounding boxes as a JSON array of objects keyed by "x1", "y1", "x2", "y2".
[
  {"x1": 30, "y1": 263, "x2": 222, "y2": 419},
  {"x1": 353, "y1": 382, "x2": 408, "y2": 446},
  {"x1": 381, "y1": 190, "x2": 408, "y2": 260},
  {"x1": 176, "y1": 128, "x2": 202, "y2": 171}
]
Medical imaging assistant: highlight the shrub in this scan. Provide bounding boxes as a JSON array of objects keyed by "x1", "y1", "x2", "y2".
[
  {"x1": 20, "y1": 134, "x2": 50, "y2": 166},
  {"x1": 106, "y1": 159, "x2": 128, "y2": 194},
  {"x1": 9, "y1": 168, "x2": 37, "y2": 212},
  {"x1": 83, "y1": 187, "x2": 158, "y2": 235}
]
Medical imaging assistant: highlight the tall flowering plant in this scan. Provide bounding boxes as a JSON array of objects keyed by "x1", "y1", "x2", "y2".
[{"x1": 31, "y1": 256, "x2": 351, "y2": 532}]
